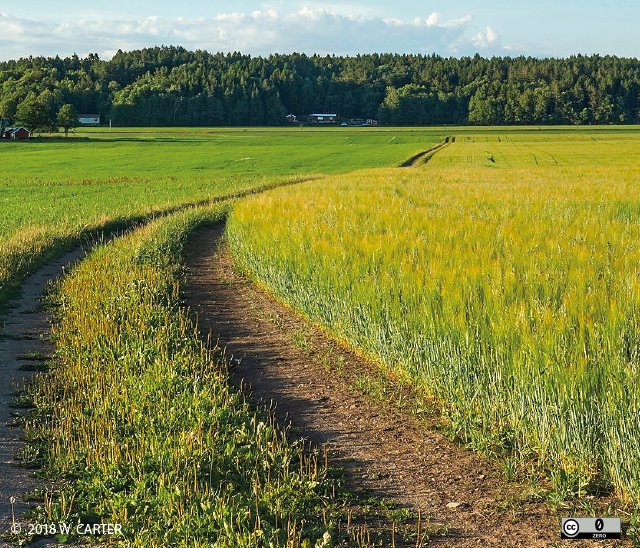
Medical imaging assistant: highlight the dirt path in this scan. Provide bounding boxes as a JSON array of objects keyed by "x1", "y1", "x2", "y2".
[
  {"x1": 0, "y1": 246, "x2": 97, "y2": 548},
  {"x1": 400, "y1": 137, "x2": 454, "y2": 167},
  {"x1": 183, "y1": 226, "x2": 628, "y2": 548}
]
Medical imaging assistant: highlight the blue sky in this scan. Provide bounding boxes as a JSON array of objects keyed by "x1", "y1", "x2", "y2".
[{"x1": 0, "y1": 1, "x2": 638, "y2": 61}]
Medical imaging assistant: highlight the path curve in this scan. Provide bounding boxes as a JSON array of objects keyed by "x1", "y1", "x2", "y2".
[
  {"x1": 400, "y1": 137, "x2": 454, "y2": 167},
  {"x1": 183, "y1": 226, "x2": 626, "y2": 548}
]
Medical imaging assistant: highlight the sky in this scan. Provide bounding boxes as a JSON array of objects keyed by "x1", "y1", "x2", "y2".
[{"x1": 0, "y1": 1, "x2": 638, "y2": 61}]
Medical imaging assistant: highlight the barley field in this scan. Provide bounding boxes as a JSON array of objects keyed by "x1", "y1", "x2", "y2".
[
  {"x1": 228, "y1": 130, "x2": 640, "y2": 501},
  {"x1": 1, "y1": 127, "x2": 437, "y2": 306}
]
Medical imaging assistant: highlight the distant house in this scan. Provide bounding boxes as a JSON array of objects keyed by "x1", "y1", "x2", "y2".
[
  {"x1": 286, "y1": 114, "x2": 297, "y2": 123},
  {"x1": 308, "y1": 113, "x2": 337, "y2": 124},
  {"x1": 78, "y1": 114, "x2": 100, "y2": 126},
  {"x1": 2, "y1": 127, "x2": 30, "y2": 140}
]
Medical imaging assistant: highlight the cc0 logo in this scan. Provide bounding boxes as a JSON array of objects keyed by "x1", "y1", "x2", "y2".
[{"x1": 563, "y1": 519, "x2": 580, "y2": 537}]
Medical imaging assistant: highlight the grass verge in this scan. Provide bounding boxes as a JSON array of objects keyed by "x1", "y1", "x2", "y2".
[{"x1": 17, "y1": 204, "x2": 344, "y2": 547}]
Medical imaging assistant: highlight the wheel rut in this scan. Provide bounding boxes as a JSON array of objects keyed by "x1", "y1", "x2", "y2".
[
  {"x1": 0, "y1": 246, "x2": 96, "y2": 547},
  {"x1": 400, "y1": 137, "x2": 454, "y2": 167},
  {"x1": 183, "y1": 226, "x2": 620, "y2": 547}
]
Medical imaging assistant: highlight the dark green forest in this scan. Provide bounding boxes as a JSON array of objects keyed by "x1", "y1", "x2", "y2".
[{"x1": 1, "y1": 46, "x2": 639, "y2": 127}]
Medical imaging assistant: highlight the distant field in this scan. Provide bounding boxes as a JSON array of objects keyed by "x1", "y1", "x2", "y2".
[
  {"x1": 0, "y1": 127, "x2": 443, "y2": 304},
  {"x1": 2, "y1": 127, "x2": 443, "y2": 180},
  {"x1": 228, "y1": 128, "x2": 640, "y2": 502},
  {"x1": 431, "y1": 130, "x2": 640, "y2": 168}
]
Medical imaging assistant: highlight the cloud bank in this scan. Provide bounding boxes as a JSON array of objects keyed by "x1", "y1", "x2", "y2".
[{"x1": 0, "y1": 9, "x2": 514, "y2": 61}]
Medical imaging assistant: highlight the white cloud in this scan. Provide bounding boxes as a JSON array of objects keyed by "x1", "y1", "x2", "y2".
[
  {"x1": 474, "y1": 25, "x2": 501, "y2": 49},
  {"x1": 0, "y1": 10, "x2": 514, "y2": 61},
  {"x1": 442, "y1": 15, "x2": 472, "y2": 28},
  {"x1": 214, "y1": 13, "x2": 245, "y2": 23},
  {"x1": 426, "y1": 12, "x2": 440, "y2": 27},
  {"x1": 251, "y1": 9, "x2": 279, "y2": 20}
]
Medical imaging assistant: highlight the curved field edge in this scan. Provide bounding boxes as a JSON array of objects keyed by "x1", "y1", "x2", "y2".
[
  {"x1": 16, "y1": 204, "x2": 342, "y2": 548},
  {"x1": 226, "y1": 163, "x2": 640, "y2": 505},
  {"x1": 0, "y1": 173, "x2": 315, "y2": 310}
]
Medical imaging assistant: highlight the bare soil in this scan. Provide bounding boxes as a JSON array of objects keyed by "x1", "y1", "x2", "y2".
[
  {"x1": 183, "y1": 225, "x2": 630, "y2": 548},
  {"x1": 0, "y1": 247, "x2": 95, "y2": 548}
]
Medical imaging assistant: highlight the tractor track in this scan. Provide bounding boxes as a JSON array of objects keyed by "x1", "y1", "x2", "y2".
[
  {"x1": 400, "y1": 137, "x2": 454, "y2": 167},
  {"x1": 0, "y1": 245, "x2": 98, "y2": 548},
  {"x1": 183, "y1": 225, "x2": 628, "y2": 548}
]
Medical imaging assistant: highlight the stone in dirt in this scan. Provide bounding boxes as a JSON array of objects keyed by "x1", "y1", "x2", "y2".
[{"x1": 446, "y1": 501, "x2": 468, "y2": 509}]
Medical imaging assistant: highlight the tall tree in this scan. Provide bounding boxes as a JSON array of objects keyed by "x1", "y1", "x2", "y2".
[
  {"x1": 57, "y1": 103, "x2": 79, "y2": 136},
  {"x1": 0, "y1": 96, "x2": 18, "y2": 126},
  {"x1": 15, "y1": 95, "x2": 53, "y2": 133}
]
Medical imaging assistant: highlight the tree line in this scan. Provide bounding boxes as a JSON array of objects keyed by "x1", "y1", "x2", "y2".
[
  {"x1": 1, "y1": 46, "x2": 639, "y2": 127},
  {"x1": 1, "y1": 96, "x2": 79, "y2": 135}
]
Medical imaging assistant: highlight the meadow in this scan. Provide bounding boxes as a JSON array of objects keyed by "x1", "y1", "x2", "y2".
[
  {"x1": 227, "y1": 129, "x2": 640, "y2": 503},
  {"x1": 6, "y1": 126, "x2": 640, "y2": 545},
  {"x1": 1, "y1": 127, "x2": 442, "y2": 546},
  {"x1": 2, "y1": 127, "x2": 442, "y2": 180},
  {"x1": 0, "y1": 127, "x2": 437, "y2": 305}
]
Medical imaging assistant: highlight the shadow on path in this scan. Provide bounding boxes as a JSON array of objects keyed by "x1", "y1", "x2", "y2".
[{"x1": 181, "y1": 225, "x2": 597, "y2": 548}]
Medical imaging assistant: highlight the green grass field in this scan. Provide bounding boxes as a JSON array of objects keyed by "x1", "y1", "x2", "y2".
[
  {"x1": 3, "y1": 127, "x2": 442, "y2": 180},
  {"x1": 0, "y1": 127, "x2": 439, "y2": 306},
  {"x1": 5, "y1": 126, "x2": 640, "y2": 545},
  {"x1": 228, "y1": 128, "x2": 640, "y2": 503}
]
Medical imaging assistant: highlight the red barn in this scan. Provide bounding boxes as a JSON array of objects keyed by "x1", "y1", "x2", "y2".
[{"x1": 2, "y1": 127, "x2": 30, "y2": 140}]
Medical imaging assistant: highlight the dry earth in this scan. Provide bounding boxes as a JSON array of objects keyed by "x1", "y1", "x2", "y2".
[{"x1": 183, "y1": 225, "x2": 631, "y2": 548}]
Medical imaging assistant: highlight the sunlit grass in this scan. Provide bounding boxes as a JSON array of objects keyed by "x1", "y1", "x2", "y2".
[
  {"x1": 228, "y1": 132, "x2": 640, "y2": 501},
  {"x1": 23, "y1": 205, "x2": 338, "y2": 547}
]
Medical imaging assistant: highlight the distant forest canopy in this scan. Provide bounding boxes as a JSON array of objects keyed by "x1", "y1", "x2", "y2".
[{"x1": 1, "y1": 46, "x2": 640, "y2": 127}]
